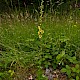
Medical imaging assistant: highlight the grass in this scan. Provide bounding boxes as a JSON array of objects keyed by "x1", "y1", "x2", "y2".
[{"x1": 0, "y1": 12, "x2": 80, "y2": 80}]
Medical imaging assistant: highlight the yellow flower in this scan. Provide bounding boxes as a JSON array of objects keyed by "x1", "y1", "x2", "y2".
[
  {"x1": 38, "y1": 31, "x2": 40, "y2": 35},
  {"x1": 41, "y1": 29, "x2": 44, "y2": 34},
  {"x1": 38, "y1": 25, "x2": 44, "y2": 38},
  {"x1": 38, "y1": 26, "x2": 44, "y2": 34},
  {"x1": 38, "y1": 31, "x2": 42, "y2": 38},
  {"x1": 38, "y1": 26, "x2": 41, "y2": 30},
  {"x1": 39, "y1": 34, "x2": 42, "y2": 38}
]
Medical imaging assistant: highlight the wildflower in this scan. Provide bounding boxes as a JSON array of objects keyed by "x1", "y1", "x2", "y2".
[
  {"x1": 38, "y1": 33, "x2": 42, "y2": 38},
  {"x1": 38, "y1": 25, "x2": 44, "y2": 38},
  {"x1": 38, "y1": 26, "x2": 41, "y2": 30},
  {"x1": 38, "y1": 26, "x2": 44, "y2": 34}
]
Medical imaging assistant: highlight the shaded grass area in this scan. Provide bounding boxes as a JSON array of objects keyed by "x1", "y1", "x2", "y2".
[{"x1": 0, "y1": 13, "x2": 80, "y2": 80}]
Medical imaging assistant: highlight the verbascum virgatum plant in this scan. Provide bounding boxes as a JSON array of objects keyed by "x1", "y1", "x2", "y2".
[
  {"x1": 38, "y1": 0, "x2": 44, "y2": 39},
  {"x1": 38, "y1": 24, "x2": 44, "y2": 38}
]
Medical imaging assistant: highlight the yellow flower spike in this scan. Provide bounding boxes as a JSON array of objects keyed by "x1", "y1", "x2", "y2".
[
  {"x1": 38, "y1": 29, "x2": 44, "y2": 35},
  {"x1": 38, "y1": 24, "x2": 44, "y2": 39}
]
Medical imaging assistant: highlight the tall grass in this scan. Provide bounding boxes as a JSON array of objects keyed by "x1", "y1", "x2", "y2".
[{"x1": 0, "y1": 11, "x2": 80, "y2": 79}]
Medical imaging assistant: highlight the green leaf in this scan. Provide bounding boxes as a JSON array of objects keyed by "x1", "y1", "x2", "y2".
[
  {"x1": 53, "y1": 52, "x2": 58, "y2": 55},
  {"x1": 46, "y1": 45, "x2": 51, "y2": 48},
  {"x1": 43, "y1": 58, "x2": 46, "y2": 61},
  {"x1": 76, "y1": 70, "x2": 80, "y2": 74},
  {"x1": 66, "y1": 65, "x2": 70, "y2": 69},
  {"x1": 45, "y1": 64, "x2": 48, "y2": 68},
  {"x1": 45, "y1": 49, "x2": 49, "y2": 52},
  {"x1": 0, "y1": 63, "x2": 3, "y2": 67},
  {"x1": 72, "y1": 56, "x2": 76, "y2": 60},
  {"x1": 47, "y1": 62, "x2": 51, "y2": 65},
  {"x1": 76, "y1": 76, "x2": 79, "y2": 80},
  {"x1": 68, "y1": 58, "x2": 73, "y2": 63},
  {"x1": 75, "y1": 64, "x2": 79, "y2": 69},
  {"x1": 61, "y1": 68, "x2": 67, "y2": 72},
  {"x1": 38, "y1": 60, "x2": 42, "y2": 65},
  {"x1": 0, "y1": 72, "x2": 3, "y2": 76},
  {"x1": 44, "y1": 55, "x2": 49, "y2": 58},
  {"x1": 56, "y1": 50, "x2": 65, "y2": 60},
  {"x1": 44, "y1": 62, "x2": 51, "y2": 67},
  {"x1": 66, "y1": 70, "x2": 71, "y2": 77},
  {"x1": 48, "y1": 55, "x2": 52, "y2": 59},
  {"x1": 52, "y1": 64, "x2": 57, "y2": 69},
  {"x1": 72, "y1": 67, "x2": 76, "y2": 72}
]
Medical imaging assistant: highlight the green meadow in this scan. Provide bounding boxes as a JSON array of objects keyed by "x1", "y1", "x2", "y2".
[
  {"x1": 0, "y1": 12, "x2": 80, "y2": 80},
  {"x1": 0, "y1": 0, "x2": 80, "y2": 79}
]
